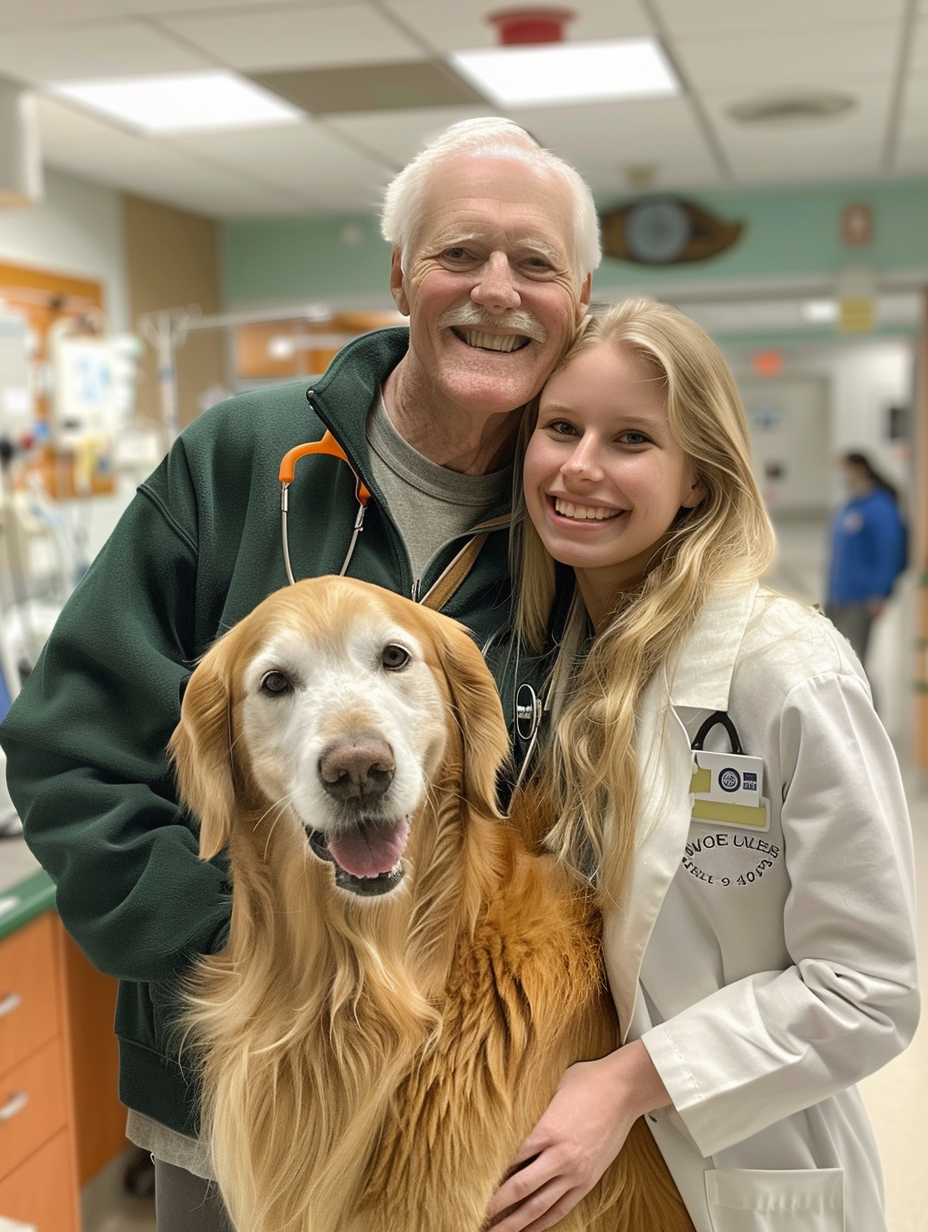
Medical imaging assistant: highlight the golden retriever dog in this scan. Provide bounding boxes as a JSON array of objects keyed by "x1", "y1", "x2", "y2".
[{"x1": 170, "y1": 576, "x2": 694, "y2": 1232}]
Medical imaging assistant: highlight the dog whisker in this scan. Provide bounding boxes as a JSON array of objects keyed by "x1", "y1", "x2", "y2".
[{"x1": 255, "y1": 796, "x2": 295, "y2": 860}]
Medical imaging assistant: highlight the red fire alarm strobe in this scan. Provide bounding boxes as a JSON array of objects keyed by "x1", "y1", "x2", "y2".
[{"x1": 487, "y1": 8, "x2": 576, "y2": 45}]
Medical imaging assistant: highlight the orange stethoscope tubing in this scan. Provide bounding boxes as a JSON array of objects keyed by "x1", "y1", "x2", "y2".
[{"x1": 278, "y1": 431, "x2": 371, "y2": 585}]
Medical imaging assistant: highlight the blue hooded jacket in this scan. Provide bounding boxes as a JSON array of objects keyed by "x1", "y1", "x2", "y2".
[{"x1": 828, "y1": 487, "x2": 907, "y2": 604}]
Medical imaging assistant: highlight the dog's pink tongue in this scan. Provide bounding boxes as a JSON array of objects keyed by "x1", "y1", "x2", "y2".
[{"x1": 327, "y1": 819, "x2": 409, "y2": 879}]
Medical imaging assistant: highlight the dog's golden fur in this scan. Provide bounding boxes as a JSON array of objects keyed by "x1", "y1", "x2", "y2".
[{"x1": 170, "y1": 577, "x2": 694, "y2": 1232}]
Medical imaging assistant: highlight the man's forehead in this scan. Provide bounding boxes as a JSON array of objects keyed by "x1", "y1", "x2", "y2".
[
  {"x1": 426, "y1": 217, "x2": 569, "y2": 254},
  {"x1": 415, "y1": 156, "x2": 573, "y2": 247}
]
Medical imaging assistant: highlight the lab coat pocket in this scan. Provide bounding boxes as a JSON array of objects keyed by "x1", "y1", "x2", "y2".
[{"x1": 706, "y1": 1168, "x2": 844, "y2": 1231}]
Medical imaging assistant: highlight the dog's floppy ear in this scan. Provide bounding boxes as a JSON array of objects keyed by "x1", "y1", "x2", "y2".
[
  {"x1": 431, "y1": 618, "x2": 510, "y2": 819},
  {"x1": 168, "y1": 635, "x2": 237, "y2": 860}
]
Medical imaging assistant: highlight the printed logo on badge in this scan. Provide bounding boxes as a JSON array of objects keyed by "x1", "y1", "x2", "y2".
[{"x1": 719, "y1": 767, "x2": 741, "y2": 792}]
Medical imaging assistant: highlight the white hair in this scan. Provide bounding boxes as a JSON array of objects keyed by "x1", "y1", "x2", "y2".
[{"x1": 380, "y1": 117, "x2": 601, "y2": 285}]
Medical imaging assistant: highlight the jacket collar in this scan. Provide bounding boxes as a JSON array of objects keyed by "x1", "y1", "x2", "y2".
[
  {"x1": 664, "y1": 580, "x2": 759, "y2": 711},
  {"x1": 309, "y1": 326, "x2": 409, "y2": 470},
  {"x1": 307, "y1": 326, "x2": 514, "y2": 527}
]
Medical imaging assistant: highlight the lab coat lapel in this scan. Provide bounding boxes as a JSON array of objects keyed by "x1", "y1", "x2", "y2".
[
  {"x1": 604, "y1": 684, "x2": 694, "y2": 1041},
  {"x1": 603, "y1": 582, "x2": 758, "y2": 1041}
]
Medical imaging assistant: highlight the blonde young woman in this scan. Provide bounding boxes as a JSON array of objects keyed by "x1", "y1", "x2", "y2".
[{"x1": 487, "y1": 300, "x2": 919, "y2": 1232}]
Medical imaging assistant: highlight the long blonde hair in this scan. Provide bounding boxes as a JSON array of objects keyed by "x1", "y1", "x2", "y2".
[{"x1": 514, "y1": 298, "x2": 776, "y2": 900}]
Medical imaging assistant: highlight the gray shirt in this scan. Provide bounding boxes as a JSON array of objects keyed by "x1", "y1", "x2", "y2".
[{"x1": 366, "y1": 393, "x2": 512, "y2": 585}]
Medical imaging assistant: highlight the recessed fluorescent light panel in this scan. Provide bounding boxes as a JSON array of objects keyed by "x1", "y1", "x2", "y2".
[
  {"x1": 449, "y1": 37, "x2": 679, "y2": 107},
  {"x1": 51, "y1": 71, "x2": 304, "y2": 134}
]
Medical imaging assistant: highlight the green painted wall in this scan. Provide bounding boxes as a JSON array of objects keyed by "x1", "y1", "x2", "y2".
[
  {"x1": 222, "y1": 214, "x2": 392, "y2": 305},
  {"x1": 222, "y1": 176, "x2": 928, "y2": 306}
]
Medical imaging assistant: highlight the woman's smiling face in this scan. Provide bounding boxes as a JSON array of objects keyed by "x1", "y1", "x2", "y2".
[{"x1": 524, "y1": 340, "x2": 702, "y2": 620}]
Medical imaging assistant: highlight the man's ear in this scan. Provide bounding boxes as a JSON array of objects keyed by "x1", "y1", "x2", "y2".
[
  {"x1": 576, "y1": 272, "x2": 592, "y2": 322},
  {"x1": 390, "y1": 249, "x2": 410, "y2": 316}
]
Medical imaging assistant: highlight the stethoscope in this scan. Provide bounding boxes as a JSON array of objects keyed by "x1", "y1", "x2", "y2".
[
  {"x1": 278, "y1": 430, "x2": 548, "y2": 783},
  {"x1": 278, "y1": 430, "x2": 370, "y2": 585},
  {"x1": 691, "y1": 710, "x2": 744, "y2": 755}
]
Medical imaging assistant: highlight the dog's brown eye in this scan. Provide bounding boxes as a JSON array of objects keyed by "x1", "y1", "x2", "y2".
[
  {"x1": 381, "y1": 644, "x2": 410, "y2": 671},
  {"x1": 260, "y1": 670, "x2": 293, "y2": 696}
]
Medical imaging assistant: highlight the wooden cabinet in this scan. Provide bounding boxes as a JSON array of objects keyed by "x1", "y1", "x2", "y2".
[{"x1": 0, "y1": 912, "x2": 81, "y2": 1231}]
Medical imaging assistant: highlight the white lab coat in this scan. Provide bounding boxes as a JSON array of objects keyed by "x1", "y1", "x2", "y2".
[{"x1": 602, "y1": 581, "x2": 919, "y2": 1232}]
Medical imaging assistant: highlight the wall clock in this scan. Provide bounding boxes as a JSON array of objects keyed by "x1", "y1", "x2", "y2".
[{"x1": 600, "y1": 196, "x2": 744, "y2": 265}]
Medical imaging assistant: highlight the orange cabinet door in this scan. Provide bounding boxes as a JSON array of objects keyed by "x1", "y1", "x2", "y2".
[
  {"x1": 0, "y1": 913, "x2": 60, "y2": 1074},
  {"x1": 0, "y1": 1129, "x2": 79, "y2": 1232}
]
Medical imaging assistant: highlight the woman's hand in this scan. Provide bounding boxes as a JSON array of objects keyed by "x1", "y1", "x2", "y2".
[{"x1": 485, "y1": 1040, "x2": 671, "y2": 1232}]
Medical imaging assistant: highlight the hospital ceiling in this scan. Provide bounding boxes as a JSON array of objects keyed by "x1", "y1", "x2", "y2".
[{"x1": 0, "y1": 0, "x2": 925, "y2": 221}]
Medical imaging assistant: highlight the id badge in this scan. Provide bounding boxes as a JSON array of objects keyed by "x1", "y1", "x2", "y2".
[{"x1": 690, "y1": 749, "x2": 770, "y2": 831}]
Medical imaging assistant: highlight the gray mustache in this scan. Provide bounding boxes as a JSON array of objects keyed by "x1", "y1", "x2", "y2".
[{"x1": 437, "y1": 304, "x2": 548, "y2": 344}]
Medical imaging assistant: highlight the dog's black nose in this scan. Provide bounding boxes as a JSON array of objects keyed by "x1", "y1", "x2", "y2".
[{"x1": 318, "y1": 736, "x2": 395, "y2": 805}]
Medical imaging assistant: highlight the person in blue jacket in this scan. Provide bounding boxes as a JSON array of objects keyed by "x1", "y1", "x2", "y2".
[{"x1": 825, "y1": 451, "x2": 907, "y2": 669}]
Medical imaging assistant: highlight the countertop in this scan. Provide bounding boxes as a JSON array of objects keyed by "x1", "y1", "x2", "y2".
[{"x1": 0, "y1": 835, "x2": 55, "y2": 942}]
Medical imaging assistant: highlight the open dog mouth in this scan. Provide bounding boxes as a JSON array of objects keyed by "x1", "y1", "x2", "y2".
[
  {"x1": 451, "y1": 327, "x2": 531, "y2": 353},
  {"x1": 306, "y1": 817, "x2": 410, "y2": 897}
]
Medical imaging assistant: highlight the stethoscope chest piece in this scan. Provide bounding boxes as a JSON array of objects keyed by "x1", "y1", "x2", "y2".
[{"x1": 515, "y1": 682, "x2": 542, "y2": 744}]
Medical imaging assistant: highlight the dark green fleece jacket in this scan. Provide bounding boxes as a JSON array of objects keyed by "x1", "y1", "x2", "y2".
[{"x1": 0, "y1": 327, "x2": 522, "y2": 1136}]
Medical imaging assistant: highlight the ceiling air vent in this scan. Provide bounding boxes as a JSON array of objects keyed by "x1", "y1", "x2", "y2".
[{"x1": 727, "y1": 92, "x2": 856, "y2": 125}]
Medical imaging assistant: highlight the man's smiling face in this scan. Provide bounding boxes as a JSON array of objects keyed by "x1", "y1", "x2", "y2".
[{"x1": 391, "y1": 152, "x2": 590, "y2": 423}]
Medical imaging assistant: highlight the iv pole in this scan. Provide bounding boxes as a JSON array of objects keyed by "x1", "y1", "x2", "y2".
[{"x1": 136, "y1": 302, "x2": 335, "y2": 450}]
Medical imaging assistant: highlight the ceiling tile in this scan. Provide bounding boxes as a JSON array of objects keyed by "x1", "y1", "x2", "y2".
[
  {"x1": 323, "y1": 105, "x2": 504, "y2": 166},
  {"x1": 168, "y1": 119, "x2": 395, "y2": 196},
  {"x1": 707, "y1": 80, "x2": 893, "y2": 147},
  {"x1": 675, "y1": 23, "x2": 900, "y2": 95},
  {"x1": 513, "y1": 97, "x2": 711, "y2": 157},
  {"x1": 0, "y1": 20, "x2": 211, "y2": 85},
  {"x1": 160, "y1": 4, "x2": 423, "y2": 72},
  {"x1": 505, "y1": 98, "x2": 720, "y2": 193},
  {"x1": 724, "y1": 142, "x2": 886, "y2": 183},
  {"x1": 250, "y1": 61, "x2": 486, "y2": 114},
  {"x1": 894, "y1": 76, "x2": 928, "y2": 174},
  {"x1": 656, "y1": 0, "x2": 906, "y2": 36},
  {"x1": 380, "y1": 0, "x2": 651, "y2": 51},
  {"x1": 36, "y1": 93, "x2": 316, "y2": 214},
  {"x1": 0, "y1": 1, "x2": 126, "y2": 28},
  {"x1": 122, "y1": 0, "x2": 341, "y2": 11},
  {"x1": 909, "y1": 16, "x2": 928, "y2": 73}
]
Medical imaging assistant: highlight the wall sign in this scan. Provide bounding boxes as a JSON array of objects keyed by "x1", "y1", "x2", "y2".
[{"x1": 599, "y1": 196, "x2": 744, "y2": 266}]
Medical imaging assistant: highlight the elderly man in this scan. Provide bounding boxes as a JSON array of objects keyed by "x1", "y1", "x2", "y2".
[{"x1": 0, "y1": 118, "x2": 598, "y2": 1229}]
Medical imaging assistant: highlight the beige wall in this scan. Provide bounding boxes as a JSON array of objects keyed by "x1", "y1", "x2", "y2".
[{"x1": 123, "y1": 195, "x2": 225, "y2": 432}]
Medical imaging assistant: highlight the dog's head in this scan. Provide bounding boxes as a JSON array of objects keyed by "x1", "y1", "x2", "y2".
[{"x1": 170, "y1": 577, "x2": 509, "y2": 897}]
